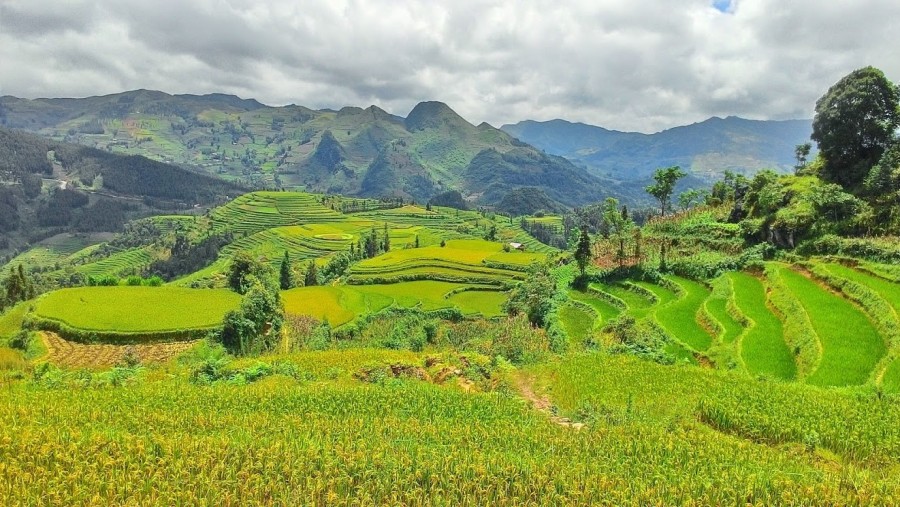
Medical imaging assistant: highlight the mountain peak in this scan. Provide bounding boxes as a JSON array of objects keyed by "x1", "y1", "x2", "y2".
[{"x1": 404, "y1": 101, "x2": 472, "y2": 132}]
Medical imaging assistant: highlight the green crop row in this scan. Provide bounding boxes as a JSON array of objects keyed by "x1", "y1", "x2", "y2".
[
  {"x1": 777, "y1": 265, "x2": 885, "y2": 387},
  {"x1": 728, "y1": 272, "x2": 795, "y2": 380},
  {"x1": 764, "y1": 264, "x2": 820, "y2": 381},
  {"x1": 806, "y1": 262, "x2": 899, "y2": 386}
]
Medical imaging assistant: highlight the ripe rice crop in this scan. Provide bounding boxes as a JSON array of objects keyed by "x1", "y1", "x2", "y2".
[
  {"x1": 42, "y1": 332, "x2": 198, "y2": 368},
  {"x1": 2, "y1": 356, "x2": 899, "y2": 505},
  {"x1": 32, "y1": 287, "x2": 240, "y2": 340}
]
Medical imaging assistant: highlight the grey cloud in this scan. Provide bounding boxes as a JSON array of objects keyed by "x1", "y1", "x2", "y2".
[{"x1": 1, "y1": 0, "x2": 899, "y2": 132}]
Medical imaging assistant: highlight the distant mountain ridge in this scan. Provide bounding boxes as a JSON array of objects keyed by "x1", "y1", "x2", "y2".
[
  {"x1": 0, "y1": 90, "x2": 624, "y2": 210},
  {"x1": 501, "y1": 116, "x2": 814, "y2": 181}
]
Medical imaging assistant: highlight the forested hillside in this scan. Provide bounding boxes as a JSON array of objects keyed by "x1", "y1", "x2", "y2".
[{"x1": 0, "y1": 127, "x2": 242, "y2": 256}]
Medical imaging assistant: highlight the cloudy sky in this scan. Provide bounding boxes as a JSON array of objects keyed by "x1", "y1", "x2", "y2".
[{"x1": 1, "y1": 0, "x2": 898, "y2": 132}]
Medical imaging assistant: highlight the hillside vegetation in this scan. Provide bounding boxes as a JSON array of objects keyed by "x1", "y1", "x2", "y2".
[
  {"x1": 0, "y1": 92, "x2": 612, "y2": 209},
  {"x1": 1, "y1": 67, "x2": 900, "y2": 505}
]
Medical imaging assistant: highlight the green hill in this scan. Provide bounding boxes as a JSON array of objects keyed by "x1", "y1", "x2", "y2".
[{"x1": 1, "y1": 91, "x2": 612, "y2": 209}]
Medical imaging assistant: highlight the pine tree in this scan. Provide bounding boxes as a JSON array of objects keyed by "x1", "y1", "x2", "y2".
[
  {"x1": 383, "y1": 223, "x2": 390, "y2": 252},
  {"x1": 304, "y1": 261, "x2": 318, "y2": 287},
  {"x1": 279, "y1": 251, "x2": 293, "y2": 290},
  {"x1": 574, "y1": 227, "x2": 592, "y2": 277}
]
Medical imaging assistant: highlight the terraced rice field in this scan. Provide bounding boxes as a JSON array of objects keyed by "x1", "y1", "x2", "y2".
[
  {"x1": 591, "y1": 283, "x2": 654, "y2": 319},
  {"x1": 210, "y1": 191, "x2": 346, "y2": 234},
  {"x1": 0, "y1": 233, "x2": 108, "y2": 275},
  {"x1": 883, "y1": 359, "x2": 900, "y2": 393},
  {"x1": 0, "y1": 302, "x2": 30, "y2": 341},
  {"x1": 559, "y1": 303, "x2": 595, "y2": 345},
  {"x1": 567, "y1": 290, "x2": 621, "y2": 326},
  {"x1": 729, "y1": 272, "x2": 795, "y2": 380},
  {"x1": 655, "y1": 277, "x2": 714, "y2": 352},
  {"x1": 283, "y1": 281, "x2": 509, "y2": 326},
  {"x1": 33, "y1": 287, "x2": 240, "y2": 336},
  {"x1": 41, "y1": 332, "x2": 199, "y2": 368},
  {"x1": 704, "y1": 275, "x2": 744, "y2": 345},
  {"x1": 823, "y1": 263, "x2": 900, "y2": 311},
  {"x1": 74, "y1": 247, "x2": 156, "y2": 278},
  {"x1": 778, "y1": 267, "x2": 885, "y2": 387},
  {"x1": 347, "y1": 239, "x2": 544, "y2": 284}
]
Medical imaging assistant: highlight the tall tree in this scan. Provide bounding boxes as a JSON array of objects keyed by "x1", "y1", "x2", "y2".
[
  {"x1": 794, "y1": 142, "x2": 812, "y2": 174},
  {"x1": 304, "y1": 261, "x2": 319, "y2": 287},
  {"x1": 279, "y1": 251, "x2": 293, "y2": 290},
  {"x1": 646, "y1": 166, "x2": 687, "y2": 215},
  {"x1": 574, "y1": 226, "x2": 592, "y2": 277},
  {"x1": 811, "y1": 66, "x2": 900, "y2": 191},
  {"x1": 602, "y1": 197, "x2": 633, "y2": 266}
]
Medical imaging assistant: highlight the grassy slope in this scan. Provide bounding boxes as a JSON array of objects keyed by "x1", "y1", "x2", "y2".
[
  {"x1": 729, "y1": 272, "x2": 796, "y2": 380},
  {"x1": 779, "y1": 268, "x2": 885, "y2": 387}
]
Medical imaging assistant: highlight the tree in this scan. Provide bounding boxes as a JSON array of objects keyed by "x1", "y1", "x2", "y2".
[
  {"x1": 383, "y1": 223, "x2": 390, "y2": 252},
  {"x1": 279, "y1": 251, "x2": 293, "y2": 290},
  {"x1": 227, "y1": 252, "x2": 259, "y2": 294},
  {"x1": 602, "y1": 198, "x2": 633, "y2": 266},
  {"x1": 304, "y1": 261, "x2": 319, "y2": 287},
  {"x1": 678, "y1": 189, "x2": 708, "y2": 211},
  {"x1": 646, "y1": 166, "x2": 687, "y2": 215},
  {"x1": 794, "y1": 142, "x2": 812, "y2": 174},
  {"x1": 504, "y1": 262, "x2": 557, "y2": 327},
  {"x1": 219, "y1": 275, "x2": 284, "y2": 355},
  {"x1": 811, "y1": 66, "x2": 900, "y2": 191},
  {"x1": 573, "y1": 226, "x2": 592, "y2": 277}
]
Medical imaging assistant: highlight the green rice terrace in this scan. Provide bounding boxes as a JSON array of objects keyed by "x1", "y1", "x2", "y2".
[{"x1": 5, "y1": 149, "x2": 900, "y2": 502}]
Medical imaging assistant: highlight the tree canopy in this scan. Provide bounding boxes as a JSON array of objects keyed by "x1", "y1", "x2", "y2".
[
  {"x1": 646, "y1": 166, "x2": 687, "y2": 215},
  {"x1": 811, "y1": 66, "x2": 900, "y2": 192}
]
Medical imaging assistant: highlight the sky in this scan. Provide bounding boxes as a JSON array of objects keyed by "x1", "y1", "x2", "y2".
[{"x1": 1, "y1": 0, "x2": 898, "y2": 133}]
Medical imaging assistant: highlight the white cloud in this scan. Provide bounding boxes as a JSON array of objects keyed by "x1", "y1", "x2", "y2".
[{"x1": 1, "y1": 0, "x2": 898, "y2": 132}]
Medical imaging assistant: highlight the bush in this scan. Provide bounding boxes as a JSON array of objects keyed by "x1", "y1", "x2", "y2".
[{"x1": 8, "y1": 330, "x2": 32, "y2": 351}]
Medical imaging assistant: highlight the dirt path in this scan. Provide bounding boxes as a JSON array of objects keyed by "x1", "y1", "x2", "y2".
[{"x1": 514, "y1": 374, "x2": 585, "y2": 430}]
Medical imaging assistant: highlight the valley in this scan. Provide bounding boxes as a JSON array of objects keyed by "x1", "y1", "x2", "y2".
[{"x1": 1, "y1": 65, "x2": 900, "y2": 505}]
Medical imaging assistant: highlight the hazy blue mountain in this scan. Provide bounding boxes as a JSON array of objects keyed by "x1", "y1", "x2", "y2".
[{"x1": 502, "y1": 116, "x2": 814, "y2": 181}]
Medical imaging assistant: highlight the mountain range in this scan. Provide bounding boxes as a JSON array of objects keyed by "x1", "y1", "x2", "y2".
[
  {"x1": 0, "y1": 91, "x2": 622, "y2": 213},
  {"x1": 501, "y1": 116, "x2": 813, "y2": 180},
  {"x1": 1, "y1": 90, "x2": 813, "y2": 213}
]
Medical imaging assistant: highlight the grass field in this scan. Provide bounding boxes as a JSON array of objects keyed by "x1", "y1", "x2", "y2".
[
  {"x1": 779, "y1": 267, "x2": 885, "y2": 387},
  {"x1": 33, "y1": 287, "x2": 240, "y2": 335},
  {"x1": 729, "y1": 272, "x2": 796, "y2": 380}
]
